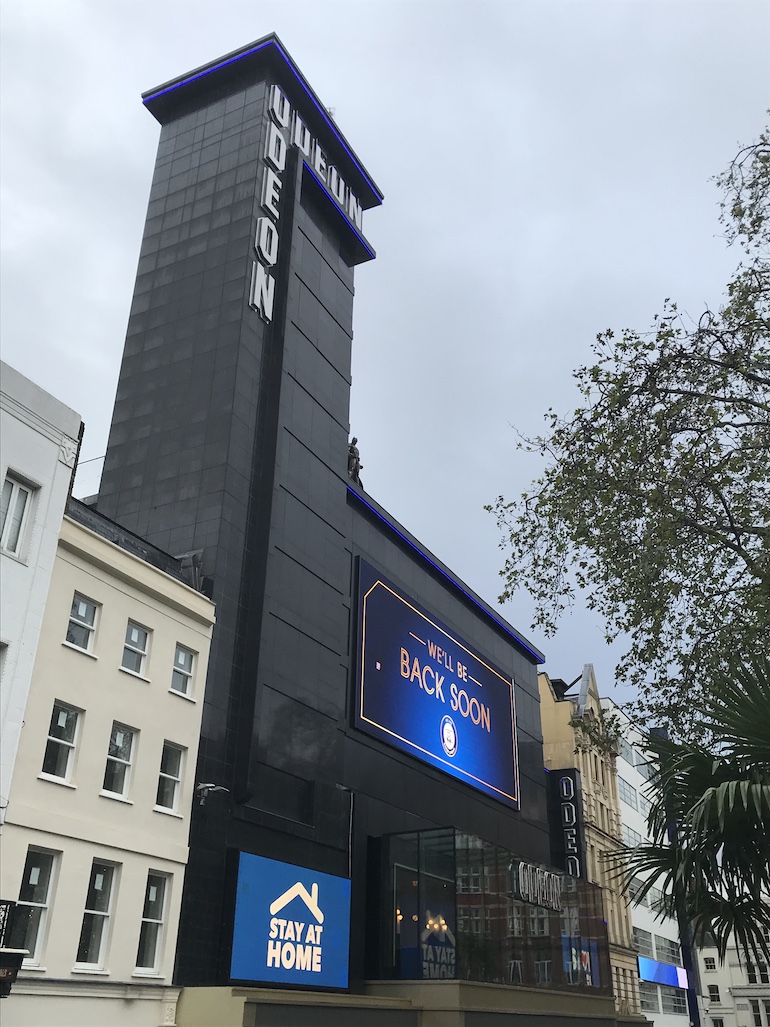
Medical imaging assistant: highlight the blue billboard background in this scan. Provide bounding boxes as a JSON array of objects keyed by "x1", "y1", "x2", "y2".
[
  {"x1": 637, "y1": 956, "x2": 689, "y2": 989},
  {"x1": 231, "y1": 853, "x2": 351, "y2": 988},
  {"x1": 355, "y1": 560, "x2": 519, "y2": 809}
]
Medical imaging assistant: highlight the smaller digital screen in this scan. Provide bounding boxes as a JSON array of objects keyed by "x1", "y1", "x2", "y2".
[
  {"x1": 637, "y1": 956, "x2": 688, "y2": 989},
  {"x1": 231, "y1": 853, "x2": 351, "y2": 988}
]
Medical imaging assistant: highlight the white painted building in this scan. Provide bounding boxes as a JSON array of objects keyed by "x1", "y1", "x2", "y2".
[
  {"x1": 1, "y1": 500, "x2": 216, "y2": 1026},
  {"x1": 696, "y1": 926, "x2": 770, "y2": 1027},
  {"x1": 602, "y1": 699, "x2": 694, "y2": 1027},
  {"x1": 0, "y1": 361, "x2": 81, "y2": 823}
]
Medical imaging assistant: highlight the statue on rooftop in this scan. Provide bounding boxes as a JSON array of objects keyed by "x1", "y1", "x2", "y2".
[{"x1": 348, "y1": 436, "x2": 363, "y2": 488}]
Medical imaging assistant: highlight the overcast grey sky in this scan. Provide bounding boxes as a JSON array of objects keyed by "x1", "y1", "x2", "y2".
[{"x1": 2, "y1": 0, "x2": 768, "y2": 707}]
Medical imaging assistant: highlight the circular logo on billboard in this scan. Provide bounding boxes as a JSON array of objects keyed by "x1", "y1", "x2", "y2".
[{"x1": 440, "y1": 715, "x2": 458, "y2": 757}]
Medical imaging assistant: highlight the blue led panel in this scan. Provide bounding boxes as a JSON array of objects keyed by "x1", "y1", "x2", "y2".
[
  {"x1": 231, "y1": 853, "x2": 351, "y2": 988},
  {"x1": 637, "y1": 956, "x2": 689, "y2": 989},
  {"x1": 355, "y1": 559, "x2": 520, "y2": 809}
]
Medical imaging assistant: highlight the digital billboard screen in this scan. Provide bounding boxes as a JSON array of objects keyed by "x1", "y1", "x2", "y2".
[
  {"x1": 637, "y1": 956, "x2": 689, "y2": 990},
  {"x1": 355, "y1": 560, "x2": 519, "y2": 809},
  {"x1": 231, "y1": 853, "x2": 351, "y2": 988}
]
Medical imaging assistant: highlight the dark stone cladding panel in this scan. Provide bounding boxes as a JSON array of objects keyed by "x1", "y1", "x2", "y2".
[
  {"x1": 241, "y1": 185, "x2": 359, "y2": 799},
  {"x1": 99, "y1": 86, "x2": 269, "y2": 568}
]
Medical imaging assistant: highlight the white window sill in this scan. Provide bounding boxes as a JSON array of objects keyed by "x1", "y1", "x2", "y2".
[
  {"x1": 61, "y1": 641, "x2": 98, "y2": 659},
  {"x1": 0, "y1": 548, "x2": 28, "y2": 565},
  {"x1": 38, "y1": 774, "x2": 76, "y2": 789},
  {"x1": 99, "y1": 790, "x2": 133, "y2": 805},
  {"x1": 132, "y1": 970, "x2": 165, "y2": 979},
  {"x1": 153, "y1": 805, "x2": 183, "y2": 819},
  {"x1": 21, "y1": 963, "x2": 46, "y2": 972},
  {"x1": 71, "y1": 967, "x2": 110, "y2": 975},
  {"x1": 119, "y1": 667, "x2": 151, "y2": 683},
  {"x1": 169, "y1": 688, "x2": 196, "y2": 703}
]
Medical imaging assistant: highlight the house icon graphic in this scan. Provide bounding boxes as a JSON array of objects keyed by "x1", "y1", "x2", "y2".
[{"x1": 269, "y1": 881, "x2": 324, "y2": 923}]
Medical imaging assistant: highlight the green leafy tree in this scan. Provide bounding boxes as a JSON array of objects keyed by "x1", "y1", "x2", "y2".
[
  {"x1": 622, "y1": 655, "x2": 770, "y2": 965},
  {"x1": 488, "y1": 126, "x2": 770, "y2": 735}
]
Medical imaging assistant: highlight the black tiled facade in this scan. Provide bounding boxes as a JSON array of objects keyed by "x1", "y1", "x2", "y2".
[{"x1": 98, "y1": 35, "x2": 549, "y2": 989}]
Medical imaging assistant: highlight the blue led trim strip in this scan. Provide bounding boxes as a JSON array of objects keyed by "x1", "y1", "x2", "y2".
[
  {"x1": 303, "y1": 161, "x2": 376, "y2": 259},
  {"x1": 348, "y1": 486, "x2": 545, "y2": 664},
  {"x1": 143, "y1": 39, "x2": 272, "y2": 102},
  {"x1": 143, "y1": 38, "x2": 383, "y2": 204}
]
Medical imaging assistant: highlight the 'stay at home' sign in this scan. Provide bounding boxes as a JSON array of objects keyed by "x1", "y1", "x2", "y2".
[{"x1": 231, "y1": 853, "x2": 351, "y2": 988}]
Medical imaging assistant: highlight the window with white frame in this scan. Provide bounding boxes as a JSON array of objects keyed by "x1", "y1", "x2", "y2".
[
  {"x1": 102, "y1": 723, "x2": 135, "y2": 797},
  {"x1": 75, "y1": 861, "x2": 117, "y2": 967},
  {"x1": 655, "y1": 934, "x2": 682, "y2": 966},
  {"x1": 534, "y1": 959, "x2": 552, "y2": 985},
  {"x1": 704, "y1": 956, "x2": 716, "y2": 971},
  {"x1": 638, "y1": 792, "x2": 652, "y2": 819},
  {"x1": 456, "y1": 906, "x2": 469, "y2": 933},
  {"x1": 529, "y1": 906, "x2": 549, "y2": 936},
  {"x1": 749, "y1": 999, "x2": 764, "y2": 1027},
  {"x1": 66, "y1": 593, "x2": 98, "y2": 651},
  {"x1": 619, "y1": 737, "x2": 635, "y2": 765},
  {"x1": 660, "y1": 985, "x2": 687, "y2": 1013},
  {"x1": 707, "y1": 984, "x2": 720, "y2": 1004},
  {"x1": 617, "y1": 776, "x2": 638, "y2": 810},
  {"x1": 747, "y1": 962, "x2": 770, "y2": 984},
  {"x1": 122, "y1": 621, "x2": 149, "y2": 675},
  {"x1": 622, "y1": 824, "x2": 643, "y2": 848},
  {"x1": 508, "y1": 959, "x2": 523, "y2": 984},
  {"x1": 636, "y1": 759, "x2": 652, "y2": 781},
  {"x1": 41, "y1": 701, "x2": 80, "y2": 781},
  {"x1": 170, "y1": 644, "x2": 195, "y2": 695},
  {"x1": 456, "y1": 866, "x2": 485, "y2": 893},
  {"x1": 648, "y1": 885, "x2": 665, "y2": 913},
  {"x1": 9, "y1": 848, "x2": 57, "y2": 964},
  {"x1": 633, "y1": 926, "x2": 654, "y2": 958},
  {"x1": 638, "y1": 981, "x2": 659, "y2": 1012},
  {"x1": 508, "y1": 902, "x2": 524, "y2": 936},
  {"x1": 629, "y1": 877, "x2": 647, "y2": 906},
  {"x1": 711, "y1": 1018, "x2": 724, "y2": 1027},
  {"x1": 0, "y1": 475, "x2": 33, "y2": 556},
  {"x1": 155, "y1": 743, "x2": 183, "y2": 811},
  {"x1": 135, "y1": 872, "x2": 168, "y2": 972}
]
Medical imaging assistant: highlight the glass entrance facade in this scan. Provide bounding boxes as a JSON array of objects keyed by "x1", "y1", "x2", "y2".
[{"x1": 374, "y1": 828, "x2": 611, "y2": 994}]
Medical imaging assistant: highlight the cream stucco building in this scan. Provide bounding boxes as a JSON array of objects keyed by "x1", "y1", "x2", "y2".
[
  {"x1": 539, "y1": 665, "x2": 641, "y2": 1019},
  {"x1": 1, "y1": 499, "x2": 215, "y2": 1026}
]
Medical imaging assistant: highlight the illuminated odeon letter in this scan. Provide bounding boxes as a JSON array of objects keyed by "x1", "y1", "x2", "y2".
[
  {"x1": 292, "y1": 114, "x2": 313, "y2": 156},
  {"x1": 328, "y1": 166, "x2": 346, "y2": 205},
  {"x1": 262, "y1": 169, "x2": 282, "y2": 219},
  {"x1": 313, "y1": 145, "x2": 327, "y2": 178},
  {"x1": 256, "y1": 217, "x2": 279, "y2": 265},
  {"x1": 265, "y1": 122, "x2": 287, "y2": 172},
  {"x1": 346, "y1": 192, "x2": 363, "y2": 231},
  {"x1": 269, "y1": 84, "x2": 291, "y2": 128},
  {"x1": 250, "y1": 261, "x2": 275, "y2": 322}
]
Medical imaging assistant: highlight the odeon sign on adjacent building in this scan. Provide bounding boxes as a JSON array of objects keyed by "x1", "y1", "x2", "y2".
[{"x1": 250, "y1": 84, "x2": 367, "y2": 322}]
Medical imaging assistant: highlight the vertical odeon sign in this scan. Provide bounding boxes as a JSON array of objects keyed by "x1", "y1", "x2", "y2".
[
  {"x1": 249, "y1": 83, "x2": 365, "y2": 322},
  {"x1": 548, "y1": 768, "x2": 586, "y2": 879}
]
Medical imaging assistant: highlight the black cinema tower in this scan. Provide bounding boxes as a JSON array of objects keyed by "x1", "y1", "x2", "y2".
[{"x1": 98, "y1": 35, "x2": 551, "y2": 991}]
